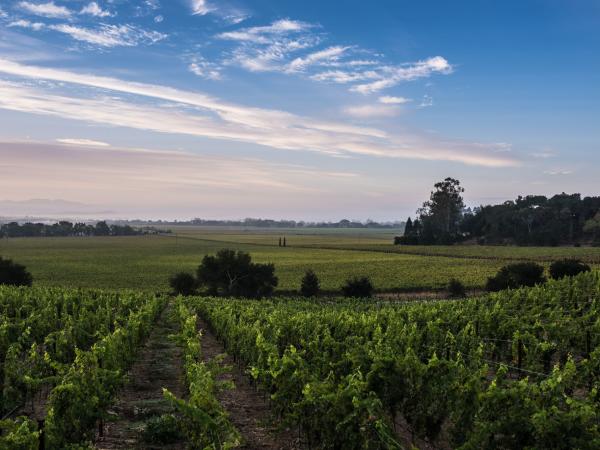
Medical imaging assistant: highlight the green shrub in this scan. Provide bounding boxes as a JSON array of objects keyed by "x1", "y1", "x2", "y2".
[
  {"x1": 196, "y1": 249, "x2": 277, "y2": 298},
  {"x1": 342, "y1": 276, "x2": 374, "y2": 298},
  {"x1": 486, "y1": 262, "x2": 546, "y2": 292},
  {"x1": 169, "y1": 272, "x2": 197, "y2": 296},
  {"x1": 447, "y1": 278, "x2": 466, "y2": 298},
  {"x1": 0, "y1": 257, "x2": 32, "y2": 287},
  {"x1": 549, "y1": 259, "x2": 591, "y2": 280},
  {"x1": 300, "y1": 269, "x2": 320, "y2": 297}
]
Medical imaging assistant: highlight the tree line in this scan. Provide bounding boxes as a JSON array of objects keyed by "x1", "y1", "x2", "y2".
[
  {"x1": 0, "y1": 221, "x2": 159, "y2": 238},
  {"x1": 134, "y1": 218, "x2": 403, "y2": 229},
  {"x1": 398, "y1": 177, "x2": 600, "y2": 246}
]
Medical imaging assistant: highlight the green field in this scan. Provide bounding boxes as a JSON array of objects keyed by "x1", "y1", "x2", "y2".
[
  {"x1": 167, "y1": 226, "x2": 600, "y2": 261},
  {"x1": 1, "y1": 227, "x2": 598, "y2": 293}
]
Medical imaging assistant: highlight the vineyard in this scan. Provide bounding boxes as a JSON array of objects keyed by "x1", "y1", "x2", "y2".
[
  {"x1": 2, "y1": 271, "x2": 600, "y2": 448},
  {"x1": 182, "y1": 271, "x2": 600, "y2": 449},
  {"x1": 0, "y1": 286, "x2": 165, "y2": 448}
]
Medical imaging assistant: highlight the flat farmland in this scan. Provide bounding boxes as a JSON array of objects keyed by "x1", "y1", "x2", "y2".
[
  {"x1": 0, "y1": 232, "x2": 506, "y2": 293},
  {"x1": 169, "y1": 226, "x2": 600, "y2": 262}
]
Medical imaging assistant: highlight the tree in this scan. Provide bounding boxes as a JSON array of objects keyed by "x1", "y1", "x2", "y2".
[
  {"x1": 0, "y1": 257, "x2": 33, "y2": 286},
  {"x1": 584, "y1": 211, "x2": 600, "y2": 242},
  {"x1": 459, "y1": 193, "x2": 599, "y2": 245},
  {"x1": 169, "y1": 272, "x2": 197, "y2": 296},
  {"x1": 417, "y1": 177, "x2": 465, "y2": 244},
  {"x1": 341, "y1": 276, "x2": 374, "y2": 298},
  {"x1": 196, "y1": 249, "x2": 278, "y2": 298},
  {"x1": 94, "y1": 221, "x2": 110, "y2": 236},
  {"x1": 404, "y1": 217, "x2": 413, "y2": 236},
  {"x1": 300, "y1": 269, "x2": 320, "y2": 297},
  {"x1": 549, "y1": 259, "x2": 591, "y2": 280},
  {"x1": 486, "y1": 263, "x2": 546, "y2": 292}
]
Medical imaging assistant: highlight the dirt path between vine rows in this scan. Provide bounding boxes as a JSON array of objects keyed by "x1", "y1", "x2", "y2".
[
  {"x1": 197, "y1": 317, "x2": 301, "y2": 450},
  {"x1": 95, "y1": 305, "x2": 186, "y2": 450}
]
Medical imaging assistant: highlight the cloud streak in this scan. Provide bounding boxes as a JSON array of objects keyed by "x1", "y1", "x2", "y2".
[
  {"x1": 17, "y1": 1, "x2": 71, "y2": 18},
  {"x1": 188, "y1": 57, "x2": 222, "y2": 80},
  {"x1": 212, "y1": 19, "x2": 453, "y2": 93},
  {"x1": 7, "y1": 19, "x2": 167, "y2": 48},
  {"x1": 0, "y1": 58, "x2": 518, "y2": 167},
  {"x1": 287, "y1": 45, "x2": 350, "y2": 72},
  {"x1": 217, "y1": 19, "x2": 312, "y2": 42},
  {"x1": 80, "y1": 2, "x2": 114, "y2": 18},
  {"x1": 56, "y1": 138, "x2": 111, "y2": 147},
  {"x1": 45, "y1": 23, "x2": 166, "y2": 47},
  {"x1": 8, "y1": 19, "x2": 46, "y2": 31},
  {"x1": 0, "y1": 141, "x2": 369, "y2": 218},
  {"x1": 351, "y1": 57, "x2": 452, "y2": 94},
  {"x1": 379, "y1": 96, "x2": 411, "y2": 104},
  {"x1": 190, "y1": 0, "x2": 212, "y2": 16},
  {"x1": 344, "y1": 104, "x2": 400, "y2": 118}
]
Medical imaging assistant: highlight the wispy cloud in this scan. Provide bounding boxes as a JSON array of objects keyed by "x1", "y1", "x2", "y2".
[
  {"x1": 212, "y1": 19, "x2": 452, "y2": 94},
  {"x1": 0, "y1": 7, "x2": 8, "y2": 18},
  {"x1": 190, "y1": 0, "x2": 212, "y2": 16},
  {"x1": 217, "y1": 19, "x2": 321, "y2": 72},
  {"x1": 144, "y1": 0, "x2": 161, "y2": 10},
  {"x1": 56, "y1": 138, "x2": 110, "y2": 147},
  {"x1": 222, "y1": 13, "x2": 249, "y2": 25},
  {"x1": 344, "y1": 104, "x2": 400, "y2": 118},
  {"x1": 188, "y1": 0, "x2": 249, "y2": 24},
  {"x1": 188, "y1": 57, "x2": 222, "y2": 80},
  {"x1": 49, "y1": 24, "x2": 166, "y2": 47},
  {"x1": 134, "y1": 0, "x2": 160, "y2": 18},
  {"x1": 8, "y1": 19, "x2": 46, "y2": 31},
  {"x1": 217, "y1": 19, "x2": 312, "y2": 42},
  {"x1": 80, "y1": 2, "x2": 114, "y2": 18},
  {"x1": 544, "y1": 169, "x2": 573, "y2": 176},
  {"x1": 310, "y1": 69, "x2": 379, "y2": 84},
  {"x1": 379, "y1": 96, "x2": 411, "y2": 104},
  {"x1": 1, "y1": 141, "x2": 364, "y2": 218},
  {"x1": 17, "y1": 1, "x2": 71, "y2": 18},
  {"x1": 351, "y1": 57, "x2": 452, "y2": 94},
  {"x1": 287, "y1": 45, "x2": 350, "y2": 72},
  {"x1": 418, "y1": 94, "x2": 434, "y2": 108},
  {"x1": 0, "y1": 58, "x2": 518, "y2": 167}
]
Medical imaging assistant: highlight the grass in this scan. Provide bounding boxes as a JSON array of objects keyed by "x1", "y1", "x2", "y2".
[
  {"x1": 0, "y1": 234, "x2": 501, "y2": 293},
  {"x1": 2, "y1": 227, "x2": 596, "y2": 293},
  {"x1": 161, "y1": 226, "x2": 600, "y2": 262}
]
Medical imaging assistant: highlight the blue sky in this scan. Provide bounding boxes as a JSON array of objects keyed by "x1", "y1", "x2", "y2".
[{"x1": 0, "y1": 0, "x2": 598, "y2": 220}]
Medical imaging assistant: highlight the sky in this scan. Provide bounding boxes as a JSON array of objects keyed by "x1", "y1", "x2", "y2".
[{"x1": 0, "y1": 0, "x2": 598, "y2": 221}]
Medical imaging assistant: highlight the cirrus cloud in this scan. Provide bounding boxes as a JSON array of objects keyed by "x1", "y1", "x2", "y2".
[
  {"x1": 17, "y1": 1, "x2": 71, "y2": 18},
  {"x1": 80, "y1": 2, "x2": 114, "y2": 18},
  {"x1": 0, "y1": 58, "x2": 518, "y2": 168}
]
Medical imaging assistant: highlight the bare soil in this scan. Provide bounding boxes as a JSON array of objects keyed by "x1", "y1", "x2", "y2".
[
  {"x1": 95, "y1": 306, "x2": 186, "y2": 450},
  {"x1": 197, "y1": 317, "x2": 301, "y2": 450}
]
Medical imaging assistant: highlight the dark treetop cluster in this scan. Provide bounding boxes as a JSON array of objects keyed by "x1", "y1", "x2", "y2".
[
  {"x1": 398, "y1": 178, "x2": 600, "y2": 246},
  {"x1": 0, "y1": 221, "x2": 156, "y2": 238}
]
